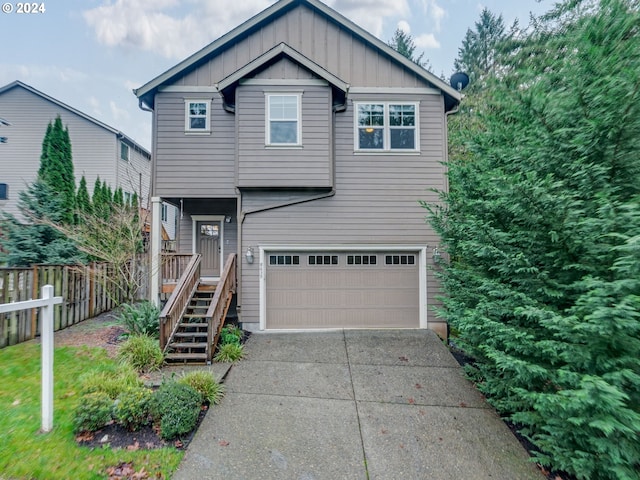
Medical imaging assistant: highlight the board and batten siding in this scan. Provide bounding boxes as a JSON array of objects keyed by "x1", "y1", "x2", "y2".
[
  {"x1": 239, "y1": 92, "x2": 447, "y2": 328},
  {"x1": 236, "y1": 84, "x2": 332, "y2": 188},
  {"x1": 0, "y1": 86, "x2": 139, "y2": 220},
  {"x1": 153, "y1": 92, "x2": 236, "y2": 198},
  {"x1": 173, "y1": 3, "x2": 429, "y2": 91}
]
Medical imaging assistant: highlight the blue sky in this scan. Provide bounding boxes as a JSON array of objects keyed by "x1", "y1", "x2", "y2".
[{"x1": 0, "y1": 0, "x2": 551, "y2": 150}]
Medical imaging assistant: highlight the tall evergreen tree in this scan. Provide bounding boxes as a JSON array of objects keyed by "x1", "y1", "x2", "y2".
[
  {"x1": 388, "y1": 28, "x2": 431, "y2": 70},
  {"x1": 426, "y1": 0, "x2": 640, "y2": 478},
  {"x1": 38, "y1": 116, "x2": 76, "y2": 224},
  {"x1": 76, "y1": 176, "x2": 92, "y2": 215},
  {"x1": 453, "y1": 8, "x2": 506, "y2": 87}
]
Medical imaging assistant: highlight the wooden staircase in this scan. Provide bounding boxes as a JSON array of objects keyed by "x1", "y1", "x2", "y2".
[
  {"x1": 159, "y1": 253, "x2": 237, "y2": 365},
  {"x1": 165, "y1": 284, "x2": 216, "y2": 363}
]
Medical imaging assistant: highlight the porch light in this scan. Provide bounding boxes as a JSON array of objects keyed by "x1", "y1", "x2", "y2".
[
  {"x1": 432, "y1": 247, "x2": 441, "y2": 263},
  {"x1": 225, "y1": 215, "x2": 232, "y2": 223},
  {"x1": 245, "y1": 247, "x2": 254, "y2": 264}
]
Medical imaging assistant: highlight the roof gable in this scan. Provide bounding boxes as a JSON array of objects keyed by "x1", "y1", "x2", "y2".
[
  {"x1": 0, "y1": 80, "x2": 150, "y2": 156},
  {"x1": 134, "y1": 0, "x2": 461, "y2": 110}
]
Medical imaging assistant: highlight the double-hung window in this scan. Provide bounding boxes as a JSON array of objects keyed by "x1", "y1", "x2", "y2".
[
  {"x1": 356, "y1": 102, "x2": 418, "y2": 152},
  {"x1": 266, "y1": 93, "x2": 301, "y2": 146},
  {"x1": 120, "y1": 141, "x2": 129, "y2": 161},
  {"x1": 185, "y1": 100, "x2": 210, "y2": 133}
]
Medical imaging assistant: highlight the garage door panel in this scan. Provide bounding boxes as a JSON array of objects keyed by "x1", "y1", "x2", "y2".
[{"x1": 266, "y1": 251, "x2": 420, "y2": 329}]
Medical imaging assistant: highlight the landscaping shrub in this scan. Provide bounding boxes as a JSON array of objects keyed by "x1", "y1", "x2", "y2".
[
  {"x1": 114, "y1": 386, "x2": 153, "y2": 431},
  {"x1": 178, "y1": 371, "x2": 225, "y2": 405},
  {"x1": 149, "y1": 381, "x2": 201, "y2": 440},
  {"x1": 73, "y1": 392, "x2": 113, "y2": 433},
  {"x1": 80, "y1": 364, "x2": 142, "y2": 399},
  {"x1": 117, "y1": 334, "x2": 164, "y2": 373},
  {"x1": 214, "y1": 343, "x2": 244, "y2": 363},
  {"x1": 119, "y1": 301, "x2": 160, "y2": 338},
  {"x1": 219, "y1": 325, "x2": 242, "y2": 346}
]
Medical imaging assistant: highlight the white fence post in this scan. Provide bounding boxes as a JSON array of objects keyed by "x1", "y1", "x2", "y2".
[
  {"x1": 41, "y1": 285, "x2": 54, "y2": 432},
  {"x1": 0, "y1": 284, "x2": 63, "y2": 433}
]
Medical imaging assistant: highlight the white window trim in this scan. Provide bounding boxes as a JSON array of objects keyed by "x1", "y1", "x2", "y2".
[
  {"x1": 265, "y1": 92, "x2": 302, "y2": 147},
  {"x1": 184, "y1": 99, "x2": 211, "y2": 134},
  {"x1": 258, "y1": 244, "x2": 428, "y2": 331},
  {"x1": 353, "y1": 101, "x2": 420, "y2": 153}
]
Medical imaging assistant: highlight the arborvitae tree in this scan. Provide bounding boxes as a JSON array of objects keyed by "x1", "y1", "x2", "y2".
[
  {"x1": 426, "y1": 0, "x2": 640, "y2": 478},
  {"x1": 388, "y1": 28, "x2": 431, "y2": 70},
  {"x1": 113, "y1": 187, "x2": 124, "y2": 207},
  {"x1": 37, "y1": 116, "x2": 76, "y2": 224},
  {"x1": 453, "y1": 8, "x2": 506, "y2": 88},
  {"x1": 76, "y1": 176, "x2": 92, "y2": 215}
]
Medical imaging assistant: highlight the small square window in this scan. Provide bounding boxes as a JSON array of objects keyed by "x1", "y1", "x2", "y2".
[{"x1": 185, "y1": 100, "x2": 210, "y2": 133}]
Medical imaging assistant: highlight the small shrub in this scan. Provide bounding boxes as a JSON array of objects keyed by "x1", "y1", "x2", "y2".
[
  {"x1": 219, "y1": 325, "x2": 242, "y2": 346},
  {"x1": 114, "y1": 386, "x2": 153, "y2": 431},
  {"x1": 73, "y1": 392, "x2": 113, "y2": 433},
  {"x1": 80, "y1": 364, "x2": 142, "y2": 399},
  {"x1": 118, "y1": 334, "x2": 164, "y2": 373},
  {"x1": 119, "y1": 301, "x2": 160, "y2": 338},
  {"x1": 150, "y1": 381, "x2": 201, "y2": 440},
  {"x1": 214, "y1": 343, "x2": 244, "y2": 363},
  {"x1": 178, "y1": 371, "x2": 225, "y2": 405}
]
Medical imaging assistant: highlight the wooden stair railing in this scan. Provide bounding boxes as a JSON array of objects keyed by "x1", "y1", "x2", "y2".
[
  {"x1": 159, "y1": 254, "x2": 201, "y2": 352},
  {"x1": 204, "y1": 253, "x2": 237, "y2": 362}
]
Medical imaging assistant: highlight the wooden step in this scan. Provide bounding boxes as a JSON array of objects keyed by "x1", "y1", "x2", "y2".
[
  {"x1": 183, "y1": 314, "x2": 208, "y2": 319},
  {"x1": 179, "y1": 322, "x2": 208, "y2": 328},
  {"x1": 187, "y1": 304, "x2": 209, "y2": 309},
  {"x1": 174, "y1": 331, "x2": 208, "y2": 338},
  {"x1": 168, "y1": 342, "x2": 208, "y2": 349},
  {"x1": 165, "y1": 352, "x2": 208, "y2": 361}
]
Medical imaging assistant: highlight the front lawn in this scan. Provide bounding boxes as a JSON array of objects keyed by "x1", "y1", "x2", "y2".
[{"x1": 0, "y1": 341, "x2": 183, "y2": 479}]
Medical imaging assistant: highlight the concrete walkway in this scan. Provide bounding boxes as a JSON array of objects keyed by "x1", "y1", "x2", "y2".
[{"x1": 173, "y1": 330, "x2": 543, "y2": 480}]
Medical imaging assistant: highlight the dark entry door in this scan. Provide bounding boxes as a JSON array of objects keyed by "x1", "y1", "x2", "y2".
[{"x1": 196, "y1": 221, "x2": 220, "y2": 277}]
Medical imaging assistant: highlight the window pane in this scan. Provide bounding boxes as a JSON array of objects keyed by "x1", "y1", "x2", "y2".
[
  {"x1": 270, "y1": 121, "x2": 298, "y2": 144},
  {"x1": 359, "y1": 128, "x2": 384, "y2": 149},
  {"x1": 389, "y1": 105, "x2": 415, "y2": 126},
  {"x1": 390, "y1": 128, "x2": 415, "y2": 149},
  {"x1": 270, "y1": 96, "x2": 298, "y2": 120},
  {"x1": 190, "y1": 103, "x2": 207, "y2": 115},
  {"x1": 358, "y1": 104, "x2": 384, "y2": 126},
  {"x1": 190, "y1": 117, "x2": 206, "y2": 129}
]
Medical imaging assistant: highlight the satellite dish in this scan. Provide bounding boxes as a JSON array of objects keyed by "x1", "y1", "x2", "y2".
[{"x1": 450, "y1": 72, "x2": 470, "y2": 91}]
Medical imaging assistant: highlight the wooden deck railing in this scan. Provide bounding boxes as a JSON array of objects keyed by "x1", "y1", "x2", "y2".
[
  {"x1": 161, "y1": 254, "x2": 194, "y2": 284},
  {"x1": 159, "y1": 254, "x2": 201, "y2": 351},
  {"x1": 204, "y1": 253, "x2": 237, "y2": 362}
]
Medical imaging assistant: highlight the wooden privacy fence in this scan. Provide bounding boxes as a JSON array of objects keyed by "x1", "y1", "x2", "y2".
[{"x1": 0, "y1": 262, "x2": 143, "y2": 348}]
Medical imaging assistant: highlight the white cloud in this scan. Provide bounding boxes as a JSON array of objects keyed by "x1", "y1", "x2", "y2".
[
  {"x1": 83, "y1": 0, "x2": 274, "y2": 59},
  {"x1": 0, "y1": 64, "x2": 88, "y2": 86},
  {"x1": 110, "y1": 100, "x2": 130, "y2": 122},
  {"x1": 415, "y1": 33, "x2": 440, "y2": 49},
  {"x1": 88, "y1": 96, "x2": 102, "y2": 117},
  {"x1": 322, "y1": 0, "x2": 410, "y2": 38},
  {"x1": 419, "y1": 0, "x2": 446, "y2": 31},
  {"x1": 397, "y1": 20, "x2": 411, "y2": 34}
]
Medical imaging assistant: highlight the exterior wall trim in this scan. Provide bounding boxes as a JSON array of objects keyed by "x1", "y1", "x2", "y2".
[
  {"x1": 191, "y1": 215, "x2": 226, "y2": 280},
  {"x1": 159, "y1": 86, "x2": 219, "y2": 93},
  {"x1": 257, "y1": 244, "x2": 428, "y2": 331},
  {"x1": 349, "y1": 87, "x2": 440, "y2": 95},
  {"x1": 241, "y1": 79, "x2": 329, "y2": 87}
]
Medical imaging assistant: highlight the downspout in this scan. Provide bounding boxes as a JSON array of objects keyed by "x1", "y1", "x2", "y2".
[{"x1": 236, "y1": 91, "x2": 347, "y2": 325}]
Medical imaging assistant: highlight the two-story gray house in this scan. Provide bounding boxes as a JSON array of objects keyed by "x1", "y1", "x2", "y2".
[
  {"x1": 135, "y1": 0, "x2": 460, "y2": 339},
  {"x1": 0, "y1": 80, "x2": 180, "y2": 241}
]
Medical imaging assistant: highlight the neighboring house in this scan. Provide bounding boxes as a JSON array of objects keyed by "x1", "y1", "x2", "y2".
[
  {"x1": 135, "y1": 0, "x2": 461, "y2": 336},
  {"x1": 0, "y1": 80, "x2": 176, "y2": 239}
]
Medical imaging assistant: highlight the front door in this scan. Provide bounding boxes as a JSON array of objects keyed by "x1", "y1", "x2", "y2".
[{"x1": 196, "y1": 221, "x2": 220, "y2": 277}]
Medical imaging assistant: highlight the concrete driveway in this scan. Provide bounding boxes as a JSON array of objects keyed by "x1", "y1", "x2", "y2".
[{"x1": 172, "y1": 330, "x2": 542, "y2": 480}]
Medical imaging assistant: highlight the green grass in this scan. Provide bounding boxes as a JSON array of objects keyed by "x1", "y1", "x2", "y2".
[{"x1": 0, "y1": 341, "x2": 183, "y2": 479}]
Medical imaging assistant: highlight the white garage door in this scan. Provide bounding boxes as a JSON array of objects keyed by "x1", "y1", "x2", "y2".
[{"x1": 265, "y1": 251, "x2": 420, "y2": 329}]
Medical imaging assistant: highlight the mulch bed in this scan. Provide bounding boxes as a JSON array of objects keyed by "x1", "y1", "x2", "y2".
[{"x1": 76, "y1": 406, "x2": 209, "y2": 451}]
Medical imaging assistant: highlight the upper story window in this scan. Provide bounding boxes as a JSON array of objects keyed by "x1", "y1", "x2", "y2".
[
  {"x1": 185, "y1": 100, "x2": 210, "y2": 133},
  {"x1": 161, "y1": 203, "x2": 168, "y2": 222},
  {"x1": 266, "y1": 93, "x2": 301, "y2": 146},
  {"x1": 0, "y1": 183, "x2": 7, "y2": 200},
  {"x1": 355, "y1": 102, "x2": 419, "y2": 152},
  {"x1": 120, "y1": 142, "x2": 129, "y2": 161}
]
